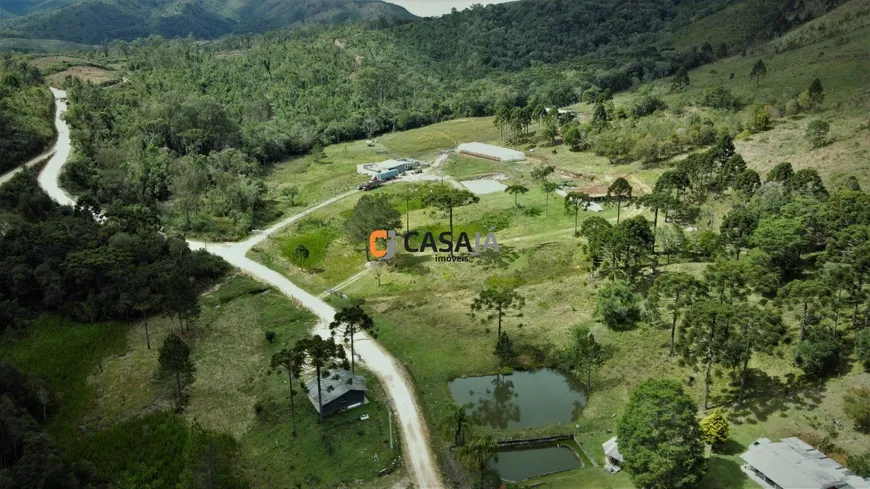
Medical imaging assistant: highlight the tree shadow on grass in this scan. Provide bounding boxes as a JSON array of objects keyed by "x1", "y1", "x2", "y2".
[
  {"x1": 699, "y1": 455, "x2": 745, "y2": 489},
  {"x1": 473, "y1": 244, "x2": 519, "y2": 270},
  {"x1": 715, "y1": 438, "x2": 745, "y2": 457},
  {"x1": 393, "y1": 252, "x2": 431, "y2": 276},
  {"x1": 723, "y1": 369, "x2": 824, "y2": 424}
]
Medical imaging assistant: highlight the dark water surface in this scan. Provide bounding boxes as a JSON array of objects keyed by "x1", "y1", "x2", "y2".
[
  {"x1": 489, "y1": 445, "x2": 582, "y2": 481},
  {"x1": 447, "y1": 368, "x2": 587, "y2": 429}
]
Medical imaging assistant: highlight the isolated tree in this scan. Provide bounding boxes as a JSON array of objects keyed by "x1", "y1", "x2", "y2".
[
  {"x1": 651, "y1": 272, "x2": 706, "y2": 356},
  {"x1": 617, "y1": 379, "x2": 706, "y2": 489},
  {"x1": 805, "y1": 120, "x2": 830, "y2": 149},
  {"x1": 542, "y1": 181, "x2": 558, "y2": 217},
  {"x1": 808, "y1": 78, "x2": 825, "y2": 107},
  {"x1": 440, "y1": 403, "x2": 476, "y2": 447},
  {"x1": 720, "y1": 208, "x2": 758, "y2": 259},
  {"x1": 734, "y1": 169, "x2": 762, "y2": 196},
  {"x1": 344, "y1": 194, "x2": 402, "y2": 260},
  {"x1": 159, "y1": 334, "x2": 195, "y2": 407},
  {"x1": 766, "y1": 162, "x2": 794, "y2": 183},
  {"x1": 504, "y1": 184, "x2": 528, "y2": 210},
  {"x1": 794, "y1": 327, "x2": 841, "y2": 378},
  {"x1": 530, "y1": 164, "x2": 555, "y2": 183},
  {"x1": 470, "y1": 286, "x2": 525, "y2": 339},
  {"x1": 270, "y1": 347, "x2": 303, "y2": 437},
  {"x1": 595, "y1": 280, "x2": 642, "y2": 331},
  {"x1": 456, "y1": 434, "x2": 499, "y2": 475},
  {"x1": 293, "y1": 244, "x2": 310, "y2": 269},
  {"x1": 681, "y1": 301, "x2": 731, "y2": 410},
  {"x1": 493, "y1": 332, "x2": 516, "y2": 367},
  {"x1": 564, "y1": 191, "x2": 592, "y2": 235},
  {"x1": 563, "y1": 124, "x2": 587, "y2": 151},
  {"x1": 749, "y1": 60, "x2": 768, "y2": 87},
  {"x1": 169, "y1": 156, "x2": 208, "y2": 229},
  {"x1": 329, "y1": 305, "x2": 375, "y2": 374},
  {"x1": 423, "y1": 187, "x2": 479, "y2": 257},
  {"x1": 727, "y1": 305, "x2": 784, "y2": 405},
  {"x1": 671, "y1": 66, "x2": 690, "y2": 92},
  {"x1": 700, "y1": 409, "x2": 729, "y2": 448},
  {"x1": 295, "y1": 336, "x2": 348, "y2": 424},
  {"x1": 564, "y1": 325, "x2": 604, "y2": 390},
  {"x1": 778, "y1": 279, "x2": 829, "y2": 341},
  {"x1": 635, "y1": 192, "x2": 674, "y2": 235},
  {"x1": 657, "y1": 224, "x2": 687, "y2": 264},
  {"x1": 607, "y1": 178, "x2": 633, "y2": 223},
  {"x1": 281, "y1": 185, "x2": 300, "y2": 206},
  {"x1": 580, "y1": 216, "x2": 614, "y2": 269},
  {"x1": 844, "y1": 387, "x2": 870, "y2": 433}
]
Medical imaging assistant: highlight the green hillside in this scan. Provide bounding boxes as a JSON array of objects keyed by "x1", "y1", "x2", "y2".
[
  {"x1": 0, "y1": 0, "x2": 414, "y2": 44},
  {"x1": 0, "y1": 55, "x2": 54, "y2": 173}
]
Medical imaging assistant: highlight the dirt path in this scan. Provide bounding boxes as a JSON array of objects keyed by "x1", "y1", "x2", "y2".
[
  {"x1": 29, "y1": 87, "x2": 446, "y2": 489},
  {"x1": 0, "y1": 89, "x2": 66, "y2": 187}
]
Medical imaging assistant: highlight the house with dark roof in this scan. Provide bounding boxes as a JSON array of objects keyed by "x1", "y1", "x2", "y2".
[
  {"x1": 741, "y1": 437, "x2": 870, "y2": 489},
  {"x1": 305, "y1": 369, "x2": 368, "y2": 418}
]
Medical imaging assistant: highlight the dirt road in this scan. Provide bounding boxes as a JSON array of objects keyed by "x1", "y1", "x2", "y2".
[{"x1": 29, "y1": 87, "x2": 446, "y2": 489}]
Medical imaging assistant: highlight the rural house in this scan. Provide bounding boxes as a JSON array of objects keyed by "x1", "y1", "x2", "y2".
[
  {"x1": 741, "y1": 437, "x2": 870, "y2": 489},
  {"x1": 306, "y1": 369, "x2": 368, "y2": 418}
]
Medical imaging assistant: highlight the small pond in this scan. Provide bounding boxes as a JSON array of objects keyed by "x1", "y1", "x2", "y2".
[
  {"x1": 448, "y1": 368, "x2": 587, "y2": 429},
  {"x1": 489, "y1": 445, "x2": 582, "y2": 482}
]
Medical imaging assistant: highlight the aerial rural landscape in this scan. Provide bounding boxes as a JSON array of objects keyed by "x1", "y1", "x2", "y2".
[{"x1": 1, "y1": 0, "x2": 869, "y2": 488}]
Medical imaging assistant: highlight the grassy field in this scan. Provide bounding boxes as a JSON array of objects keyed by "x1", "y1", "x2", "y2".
[{"x1": 2, "y1": 276, "x2": 402, "y2": 489}]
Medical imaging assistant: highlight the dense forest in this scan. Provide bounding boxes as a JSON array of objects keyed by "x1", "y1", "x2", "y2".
[{"x1": 0, "y1": 54, "x2": 54, "y2": 173}]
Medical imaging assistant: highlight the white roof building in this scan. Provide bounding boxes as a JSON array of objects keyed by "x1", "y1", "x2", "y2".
[
  {"x1": 356, "y1": 159, "x2": 412, "y2": 177},
  {"x1": 457, "y1": 142, "x2": 525, "y2": 162},
  {"x1": 603, "y1": 436, "x2": 624, "y2": 464},
  {"x1": 741, "y1": 438, "x2": 870, "y2": 489}
]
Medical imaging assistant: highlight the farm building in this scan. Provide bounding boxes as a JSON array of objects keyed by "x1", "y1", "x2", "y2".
[
  {"x1": 741, "y1": 437, "x2": 870, "y2": 489},
  {"x1": 357, "y1": 159, "x2": 413, "y2": 179},
  {"x1": 457, "y1": 142, "x2": 525, "y2": 162},
  {"x1": 571, "y1": 183, "x2": 611, "y2": 202},
  {"x1": 306, "y1": 369, "x2": 368, "y2": 418}
]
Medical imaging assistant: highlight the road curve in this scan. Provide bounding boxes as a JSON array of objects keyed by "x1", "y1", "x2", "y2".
[{"x1": 30, "y1": 88, "x2": 446, "y2": 489}]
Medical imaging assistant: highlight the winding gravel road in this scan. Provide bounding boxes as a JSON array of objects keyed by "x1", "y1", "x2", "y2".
[{"x1": 23, "y1": 88, "x2": 444, "y2": 489}]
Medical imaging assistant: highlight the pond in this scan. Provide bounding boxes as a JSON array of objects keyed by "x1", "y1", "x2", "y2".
[
  {"x1": 489, "y1": 445, "x2": 582, "y2": 482},
  {"x1": 448, "y1": 369, "x2": 586, "y2": 429}
]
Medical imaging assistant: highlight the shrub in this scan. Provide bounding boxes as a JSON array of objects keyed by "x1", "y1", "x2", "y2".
[
  {"x1": 595, "y1": 281, "x2": 642, "y2": 331},
  {"x1": 786, "y1": 99, "x2": 800, "y2": 116},
  {"x1": 793, "y1": 327, "x2": 841, "y2": 378},
  {"x1": 844, "y1": 386, "x2": 870, "y2": 433},
  {"x1": 805, "y1": 120, "x2": 830, "y2": 148},
  {"x1": 700, "y1": 86, "x2": 738, "y2": 110},
  {"x1": 700, "y1": 408, "x2": 730, "y2": 447},
  {"x1": 265, "y1": 331, "x2": 276, "y2": 343},
  {"x1": 631, "y1": 95, "x2": 667, "y2": 118},
  {"x1": 849, "y1": 451, "x2": 870, "y2": 478}
]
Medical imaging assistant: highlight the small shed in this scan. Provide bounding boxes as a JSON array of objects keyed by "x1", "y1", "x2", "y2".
[
  {"x1": 603, "y1": 437, "x2": 624, "y2": 466},
  {"x1": 457, "y1": 142, "x2": 525, "y2": 162},
  {"x1": 306, "y1": 369, "x2": 368, "y2": 418}
]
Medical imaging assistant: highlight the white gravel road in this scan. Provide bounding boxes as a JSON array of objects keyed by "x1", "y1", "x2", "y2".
[{"x1": 27, "y1": 87, "x2": 445, "y2": 489}]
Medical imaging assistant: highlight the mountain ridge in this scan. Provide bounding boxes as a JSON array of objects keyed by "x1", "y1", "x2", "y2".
[{"x1": 0, "y1": 0, "x2": 415, "y2": 43}]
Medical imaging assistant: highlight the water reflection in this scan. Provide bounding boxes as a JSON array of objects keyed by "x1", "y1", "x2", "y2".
[
  {"x1": 448, "y1": 369, "x2": 587, "y2": 429},
  {"x1": 490, "y1": 445, "x2": 582, "y2": 482}
]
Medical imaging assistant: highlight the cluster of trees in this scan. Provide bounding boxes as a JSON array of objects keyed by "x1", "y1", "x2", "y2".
[
  {"x1": 0, "y1": 170, "x2": 228, "y2": 329},
  {"x1": 0, "y1": 54, "x2": 55, "y2": 174}
]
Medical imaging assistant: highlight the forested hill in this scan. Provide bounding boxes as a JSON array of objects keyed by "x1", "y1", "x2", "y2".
[
  {"x1": 390, "y1": 0, "x2": 838, "y2": 76},
  {"x1": 0, "y1": 0, "x2": 415, "y2": 44}
]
